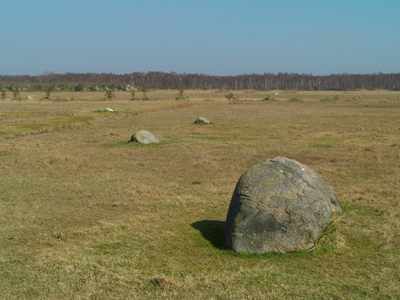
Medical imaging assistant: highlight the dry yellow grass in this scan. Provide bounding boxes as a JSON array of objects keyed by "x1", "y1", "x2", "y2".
[{"x1": 0, "y1": 89, "x2": 399, "y2": 299}]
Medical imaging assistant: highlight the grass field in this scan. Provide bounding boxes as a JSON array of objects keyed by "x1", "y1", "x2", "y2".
[{"x1": 1, "y1": 89, "x2": 399, "y2": 299}]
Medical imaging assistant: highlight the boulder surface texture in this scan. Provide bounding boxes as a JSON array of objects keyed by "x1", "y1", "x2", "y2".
[
  {"x1": 130, "y1": 130, "x2": 159, "y2": 144},
  {"x1": 225, "y1": 157, "x2": 341, "y2": 254},
  {"x1": 194, "y1": 117, "x2": 210, "y2": 124}
]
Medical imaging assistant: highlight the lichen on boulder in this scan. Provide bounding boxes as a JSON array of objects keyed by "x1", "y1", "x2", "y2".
[
  {"x1": 130, "y1": 130, "x2": 159, "y2": 144},
  {"x1": 194, "y1": 117, "x2": 210, "y2": 124},
  {"x1": 225, "y1": 157, "x2": 341, "y2": 254}
]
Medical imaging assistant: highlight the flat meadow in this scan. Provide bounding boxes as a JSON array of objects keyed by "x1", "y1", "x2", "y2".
[{"x1": 0, "y1": 89, "x2": 399, "y2": 299}]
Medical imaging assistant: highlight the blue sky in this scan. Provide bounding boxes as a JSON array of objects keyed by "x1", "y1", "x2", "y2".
[{"x1": 1, "y1": 0, "x2": 399, "y2": 76}]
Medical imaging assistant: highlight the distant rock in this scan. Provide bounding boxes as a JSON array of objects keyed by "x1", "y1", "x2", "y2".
[
  {"x1": 225, "y1": 157, "x2": 341, "y2": 254},
  {"x1": 97, "y1": 108, "x2": 114, "y2": 112},
  {"x1": 25, "y1": 96, "x2": 33, "y2": 100},
  {"x1": 131, "y1": 130, "x2": 159, "y2": 144},
  {"x1": 194, "y1": 117, "x2": 210, "y2": 124}
]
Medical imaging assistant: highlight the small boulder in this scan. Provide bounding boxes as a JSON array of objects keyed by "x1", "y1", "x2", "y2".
[
  {"x1": 131, "y1": 130, "x2": 159, "y2": 144},
  {"x1": 225, "y1": 157, "x2": 341, "y2": 254},
  {"x1": 105, "y1": 107, "x2": 114, "y2": 112},
  {"x1": 194, "y1": 117, "x2": 210, "y2": 124},
  {"x1": 25, "y1": 96, "x2": 33, "y2": 100}
]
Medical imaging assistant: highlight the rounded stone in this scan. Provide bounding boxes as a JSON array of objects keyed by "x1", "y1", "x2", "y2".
[
  {"x1": 194, "y1": 117, "x2": 210, "y2": 124},
  {"x1": 130, "y1": 130, "x2": 159, "y2": 144},
  {"x1": 225, "y1": 157, "x2": 341, "y2": 254}
]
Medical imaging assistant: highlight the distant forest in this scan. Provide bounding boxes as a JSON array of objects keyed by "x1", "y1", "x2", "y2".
[{"x1": 1, "y1": 71, "x2": 400, "y2": 91}]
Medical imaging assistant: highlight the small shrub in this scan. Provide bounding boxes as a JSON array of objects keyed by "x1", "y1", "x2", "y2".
[
  {"x1": 105, "y1": 90, "x2": 116, "y2": 100},
  {"x1": 45, "y1": 85, "x2": 54, "y2": 99},
  {"x1": 1, "y1": 89, "x2": 6, "y2": 100},
  {"x1": 12, "y1": 88, "x2": 20, "y2": 99},
  {"x1": 141, "y1": 84, "x2": 148, "y2": 100},
  {"x1": 75, "y1": 82, "x2": 85, "y2": 91},
  {"x1": 177, "y1": 87, "x2": 184, "y2": 98},
  {"x1": 225, "y1": 92, "x2": 234, "y2": 102}
]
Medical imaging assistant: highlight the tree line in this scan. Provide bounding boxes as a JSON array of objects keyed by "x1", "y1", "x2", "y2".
[{"x1": 1, "y1": 71, "x2": 400, "y2": 91}]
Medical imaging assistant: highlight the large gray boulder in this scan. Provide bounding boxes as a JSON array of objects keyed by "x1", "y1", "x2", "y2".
[
  {"x1": 130, "y1": 130, "x2": 159, "y2": 144},
  {"x1": 225, "y1": 157, "x2": 341, "y2": 254}
]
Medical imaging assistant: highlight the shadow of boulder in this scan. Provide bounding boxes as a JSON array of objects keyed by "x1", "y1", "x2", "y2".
[{"x1": 191, "y1": 220, "x2": 226, "y2": 250}]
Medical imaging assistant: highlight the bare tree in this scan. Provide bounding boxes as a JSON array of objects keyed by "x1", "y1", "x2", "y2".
[
  {"x1": 177, "y1": 86, "x2": 184, "y2": 98},
  {"x1": 225, "y1": 92, "x2": 234, "y2": 102},
  {"x1": 105, "y1": 90, "x2": 116, "y2": 100},
  {"x1": 12, "y1": 88, "x2": 20, "y2": 99},
  {"x1": 1, "y1": 89, "x2": 6, "y2": 100},
  {"x1": 45, "y1": 85, "x2": 54, "y2": 98},
  {"x1": 2, "y1": 71, "x2": 400, "y2": 91},
  {"x1": 141, "y1": 84, "x2": 148, "y2": 100}
]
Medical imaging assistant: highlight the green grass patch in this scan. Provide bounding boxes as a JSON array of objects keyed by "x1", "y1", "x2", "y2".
[
  {"x1": 344, "y1": 98, "x2": 364, "y2": 102},
  {"x1": 104, "y1": 140, "x2": 169, "y2": 148},
  {"x1": 94, "y1": 240, "x2": 130, "y2": 251},
  {"x1": 340, "y1": 202, "x2": 358, "y2": 212},
  {"x1": 320, "y1": 97, "x2": 337, "y2": 102},
  {"x1": 64, "y1": 116, "x2": 94, "y2": 123},
  {"x1": 18, "y1": 123, "x2": 50, "y2": 130},
  {"x1": 308, "y1": 143, "x2": 332, "y2": 148},
  {"x1": 341, "y1": 202, "x2": 384, "y2": 218},
  {"x1": 203, "y1": 136, "x2": 228, "y2": 141},
  {"x1": 287, "y1": 97, "x2": 303, "y2": 102},
  {"x1": 261, "y1": 97, "x2": 279, "y2": 101}
]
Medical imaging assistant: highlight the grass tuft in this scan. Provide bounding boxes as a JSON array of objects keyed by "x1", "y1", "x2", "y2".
[
  {"x1": 320, "y1": 97, "x2": 337, "y2": 102},
  {"x1": 287, "y1": 97, "x2": 303, "y2": 102}
]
